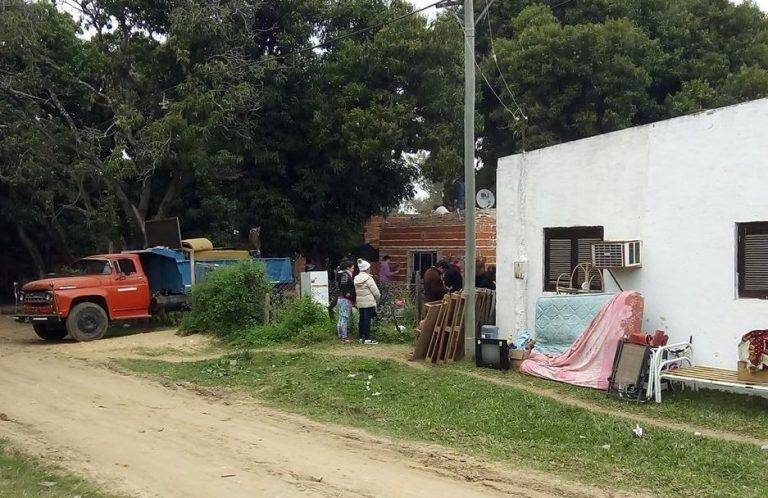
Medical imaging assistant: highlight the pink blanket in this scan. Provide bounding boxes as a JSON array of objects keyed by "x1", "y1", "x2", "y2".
[{"x1": 520, "y1": 291, "x2": 644, "y2": 390}]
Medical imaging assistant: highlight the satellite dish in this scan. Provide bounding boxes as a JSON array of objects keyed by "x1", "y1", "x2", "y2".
[{"x1": 476, "y1": 189, "x2": 495, "y2": 209}]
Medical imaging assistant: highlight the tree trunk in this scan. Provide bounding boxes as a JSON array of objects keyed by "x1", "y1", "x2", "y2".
[
  {"x1": 154, "y1": 171, "x2": 187, "y2": 219},
  {"x1": 47, "y1": 216, "x2": 75, "y2": 263},
  {"x1": 17, "y1": 225, "x2": 46, "y2": 279},
  {"x1": 101, "y1": 174, "x2": 147, "y2": 248}
]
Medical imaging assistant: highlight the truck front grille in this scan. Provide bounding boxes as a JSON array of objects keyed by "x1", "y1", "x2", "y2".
[{"x1": 24, "y1": 291, "x2": 52, "y2": 305}]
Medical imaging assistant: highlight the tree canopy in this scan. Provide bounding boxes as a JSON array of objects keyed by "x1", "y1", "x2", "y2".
[{"x1": 2, "y1": 0, "x2": 768, "y2": 291}]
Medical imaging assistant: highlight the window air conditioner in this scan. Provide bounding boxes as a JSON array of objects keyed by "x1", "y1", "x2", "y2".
[{"x1": 591, "y1": 240, "x2": 642, "y2": 269}]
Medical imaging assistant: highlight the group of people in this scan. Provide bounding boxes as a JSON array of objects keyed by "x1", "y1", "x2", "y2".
[
  {"x1": 334, "y1": 254, "x2": 495, "y2": 344},
  {"x1": 335, "y1": 258, "x2": 386, "y2": 345},
  {"x1": 422, "y1": 257, "x2": 496, "y2": 304}
]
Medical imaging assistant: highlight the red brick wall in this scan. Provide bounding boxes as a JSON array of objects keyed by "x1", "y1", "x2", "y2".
[{"x1": 365, "y1": 211, "x2": 496, "y2": 282}]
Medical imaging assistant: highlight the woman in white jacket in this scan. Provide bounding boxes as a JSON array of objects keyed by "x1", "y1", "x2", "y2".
[{"x1": 354, "y1": 259, "x2": 380, "y2": 344}]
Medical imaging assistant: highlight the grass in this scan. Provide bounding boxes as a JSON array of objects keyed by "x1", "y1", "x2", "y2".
[
  {"x1": 458, "y1": 364, "x2": 768, "y2": 441},
  {"x1": 0, "y1": 440, "x2": 118, "y2": 498},
  {"x1": 119, "y1": 351, "x2": 768, "y2": 497}
]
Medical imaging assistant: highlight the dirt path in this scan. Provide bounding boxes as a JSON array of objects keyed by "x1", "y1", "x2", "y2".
[{"x1": 0, "y1": 317, "x2": 639, "y2": 498}]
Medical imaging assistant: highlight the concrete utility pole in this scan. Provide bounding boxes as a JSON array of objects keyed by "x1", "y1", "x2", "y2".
[{"x1": 463, "y1": 0, "x2": 476, "y2": 359}]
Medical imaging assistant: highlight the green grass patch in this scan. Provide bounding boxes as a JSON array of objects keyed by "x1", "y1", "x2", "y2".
[
  {"x1": 119, "y1": 351, "x2": 768, "y2": 497},
  {"x1": 0, "y1": 440, "x2": 119, "y2": 498},
  {"x1": 459, "y1": 365, "x2": 768, "y2": 441}
]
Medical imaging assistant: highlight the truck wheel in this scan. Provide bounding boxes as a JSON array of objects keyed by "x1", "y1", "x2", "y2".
[
  {"x1": 66, "y1": 302, "x2": 109, "y2": 342},
  {"x1": 32, "y1": 323, "x2": 68, "y2": 341}
]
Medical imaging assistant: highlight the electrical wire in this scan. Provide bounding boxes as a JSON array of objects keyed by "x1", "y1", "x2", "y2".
[
  {"x1": 452, "y1": 12, "x2": 519, "y2": 121},
  {"x1": 484, "y1": 0, "x2": 527, "y2": 120},
  {"x1": 551, "y1": 0, "x2": 576, "y2": 9},
  {"x1": 258, "y1": 0, "x2": 449, "y2": 65}
]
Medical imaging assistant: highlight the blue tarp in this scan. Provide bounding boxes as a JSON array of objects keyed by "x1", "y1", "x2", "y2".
[
  {"x1": 132, "y1": 247, "x2": 188, "y2": 294},
  {"x1": 128, "y1": 249, "x2": 293, "y2": 291},
  {"x1": 193, "y1": 257, "x2": 293, "y2": 285},
  {"x1": 257, "y1": 257, "x2": 293, "y2": 284}
]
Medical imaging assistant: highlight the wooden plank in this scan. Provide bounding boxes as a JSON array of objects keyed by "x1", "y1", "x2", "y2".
[
  {"x1": 448, "y1": 293, "x2": 467, "y2": 361},
  {"x1": 664, "y1": 366, "x2": 740, "y2": 382},
  {"x1": 412, "y1": 301, "x2": 442, "y2": 360},
  {"x1": 435, "y1": 294, "x2": 458, "y2": 364},
  {"x1": 426, "y1": 296, "x2": 450, "y2": 363}
]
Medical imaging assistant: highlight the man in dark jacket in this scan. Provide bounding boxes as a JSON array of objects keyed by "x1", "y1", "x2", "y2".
[
  {"x1": 423, "y1": 264, "x2": 447, "y2": 303},
  {"x1": 442, "y1": 260, "x2": 463, "y2": 293}
]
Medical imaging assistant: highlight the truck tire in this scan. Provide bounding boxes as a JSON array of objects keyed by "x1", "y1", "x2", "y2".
[
  {"x1": 66, "y1": 302, "x2": 109, "y2": 342},
  {"x1": 32, "y1": 322, "x2": 68, "y2": 341}
]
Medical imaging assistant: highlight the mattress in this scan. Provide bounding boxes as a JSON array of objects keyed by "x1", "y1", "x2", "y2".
[{"x1": 534, "y1": 293, "x2": 615, "y2": 356}]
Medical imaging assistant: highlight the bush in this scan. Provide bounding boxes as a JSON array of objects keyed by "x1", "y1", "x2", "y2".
[
  {"x1": 180, "y1": 261, "x2": 271, "y2": 338},
  {"x1": 237, "y1": 296, "x2": 335, "y2": 347},
  {"x1": 374, "y1": 321, "x2": 414, "y2": 343}
]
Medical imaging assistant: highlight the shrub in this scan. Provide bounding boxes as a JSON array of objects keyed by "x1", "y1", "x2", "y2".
[
  {"x1": 180, "y1": 261, "x2": 271, "y2": 338},
  {"x1": 237, "y1": 296, "x2": 335, "y2": 347},
  {"x1": 374, "y1": 321, "x2": 414, "y2": 343}
]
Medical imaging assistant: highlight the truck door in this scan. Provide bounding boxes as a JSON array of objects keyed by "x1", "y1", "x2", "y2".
[{"x1": 112, "y1": 257, "x2": 151, "y2": 316}]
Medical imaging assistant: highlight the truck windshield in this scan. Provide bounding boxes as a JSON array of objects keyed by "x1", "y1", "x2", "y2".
[{"x1": 70, "y1": 259, "x2": 112, "y2": 275}]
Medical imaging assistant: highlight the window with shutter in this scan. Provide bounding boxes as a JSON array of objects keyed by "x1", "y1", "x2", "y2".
[
  {"x1": 543, "y1": 227, "x2": 604, "y2": 291},
  {"x1": 738, "y1": 222, "x2": 768, "y2": 298}
]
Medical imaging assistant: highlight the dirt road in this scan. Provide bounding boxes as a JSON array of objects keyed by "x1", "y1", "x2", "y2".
[{"x1": 0, "y1": 316, "x2": 636, "y2": 498}]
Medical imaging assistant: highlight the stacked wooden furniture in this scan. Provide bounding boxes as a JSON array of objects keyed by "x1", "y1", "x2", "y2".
[
  {"x1": 425, "y1": 293, "x2": 463, "y2": 363},
  {"x1": 475, "y1": 288, "x2": 496, "y2": 335},
  {"x1": 412, "y1": 290, "x2": 496, "y2": 363}
]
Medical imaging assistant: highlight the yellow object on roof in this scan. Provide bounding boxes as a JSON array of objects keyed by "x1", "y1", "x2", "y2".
[
  {"x1": 181, "y1": 238, "x2": 249, "y2": 260},
  {"x1": 194, "y1": 250, "x2": 250, "y2": 261},
  {"x1": 182, "y1": 238, "x2": 214, "y2": 252}
]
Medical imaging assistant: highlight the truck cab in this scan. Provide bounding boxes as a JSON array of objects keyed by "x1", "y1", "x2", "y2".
[{"x1": 15, "y1": 254, "x2": 152, "y2": 341}]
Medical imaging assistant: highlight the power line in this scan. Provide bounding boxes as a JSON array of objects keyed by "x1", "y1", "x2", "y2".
[
  {"x1": 453, "y1": 13, "x2": 520, "y2": 121},
  {"x1": 551, "y1": 0, "x2": 576, "y2": 9},
  {"x1": 258, "y1": 0, "x2": 449, "y2": 66},
  {"x1": 484, "y1": 0, "x2": 526, "y2": 120}
]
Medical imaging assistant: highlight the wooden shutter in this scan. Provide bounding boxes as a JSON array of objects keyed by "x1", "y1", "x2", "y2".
[
  {"x1": 544, "y1": 227, "x2": 604, "y2": 291},
  {"x1": 739, "y1": 223, "x2": 768, "y2": 298},
  {"x1": 547, "y1": 239, "x2": 572, "y2": 289}
]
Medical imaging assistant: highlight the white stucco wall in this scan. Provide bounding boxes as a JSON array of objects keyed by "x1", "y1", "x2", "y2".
[{"x1": 497, "y1": 98, "x2": 768, "y2": 369}]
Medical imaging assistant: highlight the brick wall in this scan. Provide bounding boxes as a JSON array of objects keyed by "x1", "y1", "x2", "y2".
[{"x1": 364, "y1": 210, "x2": 497, "y2": 282}]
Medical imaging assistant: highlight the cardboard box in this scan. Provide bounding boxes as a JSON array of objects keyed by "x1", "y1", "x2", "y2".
[
  {"x1": 737, "y1": 361, "x2": 768, "y2": 384},
  {"x1": 509, "y1": 349, "x2": 531, "y2": 369}
]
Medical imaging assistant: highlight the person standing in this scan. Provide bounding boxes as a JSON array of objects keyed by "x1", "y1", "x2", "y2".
[
  {"x1": 336, "y1": 260, "x2": 356, "y2": 344},
  {"x1": 423, "y1": 263, "x2": 447, "y2": 303},
  {"x1": 378, "y1": 255, "x2": 398, "y2": 308},
  {"x1": 442, "y1": 259, "x2": 463, "y2": 293},
  {"x1": 354, "y1": 259, "x2": 381, "y2": 344},
  {"x1": 477, "y1": 264, "x2": 496, "y2": 290}
]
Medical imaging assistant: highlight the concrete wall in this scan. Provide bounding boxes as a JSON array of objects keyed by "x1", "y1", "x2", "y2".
[{"x1": 497, "y1": 99, "x2": 768, "y2": 369}]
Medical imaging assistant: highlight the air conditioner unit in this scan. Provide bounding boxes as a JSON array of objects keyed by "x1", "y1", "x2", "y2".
[{"x1": 591, "y1": 240, "x2": 642, "y2": 269}]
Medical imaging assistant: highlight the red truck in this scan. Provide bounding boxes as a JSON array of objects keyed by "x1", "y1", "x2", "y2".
[
  {"x1": 14, "y1": 244, "x2": 206, "y2": 341},
  {"x1": 15, "y1": 243, "x2": 292, "y2": 342},
  {"x1": 15, "y1": 253, "x2": 157, "y2": 341}
]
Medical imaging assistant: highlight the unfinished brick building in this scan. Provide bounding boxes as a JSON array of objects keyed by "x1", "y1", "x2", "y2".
[{"x1": 363, "y1": 210, "x2": 497, "y2": 285}]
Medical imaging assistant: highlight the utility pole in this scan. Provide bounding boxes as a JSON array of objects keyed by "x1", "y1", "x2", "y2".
[{"x1": 463, "y1": 0, "x2": 476, "y2": 359}]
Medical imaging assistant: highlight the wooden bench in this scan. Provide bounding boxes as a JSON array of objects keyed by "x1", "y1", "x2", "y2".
[{"x1": 648, "y1": 343, "x2": 768, "y2": 402}]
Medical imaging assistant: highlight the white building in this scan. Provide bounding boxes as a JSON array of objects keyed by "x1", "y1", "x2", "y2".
[{"x1": 496, "y1": 98, "x2": 768, "y2": 370}]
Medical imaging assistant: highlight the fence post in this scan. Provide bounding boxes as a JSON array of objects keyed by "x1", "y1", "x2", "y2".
[
  {"x1": 264, "y1": 292, "x2": 271, "y2": 324},
  {"x1": 415, "y1": 272, "x2": 423, "y2": 320}
]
